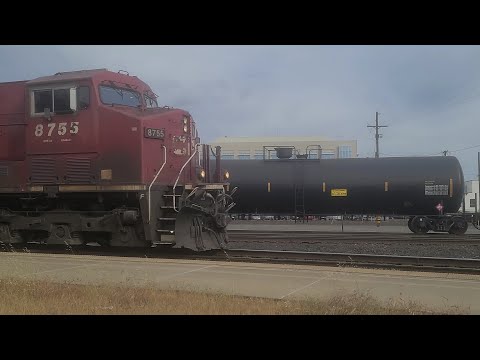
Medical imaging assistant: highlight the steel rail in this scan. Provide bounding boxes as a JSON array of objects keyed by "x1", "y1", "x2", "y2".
[{"x1": 2, "y1": 245, "x2": 480, "y2": 274}]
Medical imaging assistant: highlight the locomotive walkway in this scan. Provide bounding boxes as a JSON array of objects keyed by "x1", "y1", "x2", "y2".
[{"x1": 1, "y1": 252, "x2": 479, "y2": 313}]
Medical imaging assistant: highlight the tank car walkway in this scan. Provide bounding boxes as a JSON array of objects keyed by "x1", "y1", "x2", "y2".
[{"x1": 1, "y1": 252, "x2": 479, "y2": 313}]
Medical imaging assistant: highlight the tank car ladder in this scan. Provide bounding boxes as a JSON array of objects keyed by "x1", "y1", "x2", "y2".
[{"x1": 294, "y1": 184, "x2": 306, "y2": 223}]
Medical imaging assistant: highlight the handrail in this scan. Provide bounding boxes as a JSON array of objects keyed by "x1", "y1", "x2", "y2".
[
  {"x1": 148, "y1": 145, "x2": 167, "y2": 223},
  {"x1": 173, "y1": 144, "x2": 200, "y2": 212}
]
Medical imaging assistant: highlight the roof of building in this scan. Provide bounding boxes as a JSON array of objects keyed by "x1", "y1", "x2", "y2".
[{"x1": 211, "y1": 136, "x2": 356, "y2": 144}]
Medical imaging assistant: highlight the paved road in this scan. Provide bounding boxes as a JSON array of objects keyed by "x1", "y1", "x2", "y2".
[{"x1": 1, "y1": 252, "x2": 479, "y2": 313}]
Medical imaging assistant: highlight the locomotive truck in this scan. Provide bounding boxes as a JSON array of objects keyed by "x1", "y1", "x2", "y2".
[{"x1": 0, "y1": 69, "x2": 235, "y2": 251}]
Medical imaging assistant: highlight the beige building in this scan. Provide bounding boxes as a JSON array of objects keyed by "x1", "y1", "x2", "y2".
[{"x1": 210, "y1": 136, "x2": 357, "y2": 160}]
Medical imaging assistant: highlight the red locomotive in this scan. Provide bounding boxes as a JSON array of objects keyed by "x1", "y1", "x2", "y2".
[{"x1": 0, "y1": 69, "x2": 235, "y2": 251}]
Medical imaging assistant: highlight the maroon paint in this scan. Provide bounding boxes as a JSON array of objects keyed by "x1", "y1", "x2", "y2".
[{"x1": 0, "y1": 69, "x2": 201, "y2": 189}]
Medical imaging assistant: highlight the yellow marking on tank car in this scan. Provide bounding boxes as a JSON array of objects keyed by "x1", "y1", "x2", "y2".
[
  {"x1": 268, "y1": 182, "x2": 271, "y2": 193},
  {"x1": 322, "y1": 182, "x2": 326, "y2": 192},
  {"x1": 331, "y1": 189, "x2": 347, "y2": 197},
  {"x1": 384, "y1": 181, "x2": 389, "y2": 192},
  {"x1": 450, "y1": 178, "x2": 453, "y2": 197}
]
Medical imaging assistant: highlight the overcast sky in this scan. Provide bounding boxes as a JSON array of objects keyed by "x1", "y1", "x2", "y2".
[{"x1": 1, "y1": 45, "x2": 479, "y2": 180}]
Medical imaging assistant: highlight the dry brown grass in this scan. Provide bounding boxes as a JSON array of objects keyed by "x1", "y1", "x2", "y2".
[{"x1": 0, "y1": 277, "x2": 468, "y2": 315}]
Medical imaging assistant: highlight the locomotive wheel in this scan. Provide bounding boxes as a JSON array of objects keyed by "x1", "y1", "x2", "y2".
[
  {"x1": 449, "y1": 217, "x2": 468, "y2": 235},
  {"x1": 410, "y1": 216, "x2": 429, "y2": 234}
]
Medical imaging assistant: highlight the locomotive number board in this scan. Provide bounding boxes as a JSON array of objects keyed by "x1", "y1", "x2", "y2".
[{"x1": 144, "y1": 128, "x2": 165, "y2": 139}]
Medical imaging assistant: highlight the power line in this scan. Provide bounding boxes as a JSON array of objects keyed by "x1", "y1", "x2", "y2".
[
  {"x1": 409, "y1": 144, "x2": 480, "y2": 158},
  {"x1": 449, "y1": 144, "x2": 480, "y2": 153}
]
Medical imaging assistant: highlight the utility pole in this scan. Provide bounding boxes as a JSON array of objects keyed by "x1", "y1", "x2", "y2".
[{"x1": 367, "y1": 112, "x2": 388, "y2": 158}]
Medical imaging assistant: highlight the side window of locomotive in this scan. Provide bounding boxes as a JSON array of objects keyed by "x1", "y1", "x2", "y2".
[
  {"x1": 99, "y1": 85, "x2": 141, "y2": 107},
  {"x1": 33, "y1": 89, "x2": 53, "y2": 114},
  {"x1": 32, "y1": 87, "x2": 77, "y2": 115},
  {"x1": 77, "y1": 86, "x2": 90, "y2": 110},
  {"x1": 53, "y1": 88, "x2": 71, "y2": 113}
]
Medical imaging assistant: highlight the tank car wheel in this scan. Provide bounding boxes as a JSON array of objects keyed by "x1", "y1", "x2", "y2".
[
  {"x1": 449, "y1": 217, "x2": 468, "y2": 235},
  {"x1": 407, "y1": 217, "x2": 414, "y2": 232},
  {"x1": 410, "y1": 216, "x2": 429, "y2": 234}
]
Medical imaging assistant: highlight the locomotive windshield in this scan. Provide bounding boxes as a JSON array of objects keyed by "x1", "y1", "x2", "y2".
[
  {"x1": 99, "y1": 85, "x2": 141, "y2": 107},
  {"x1": 144, "y1": 94, "x2": 158, "y2": 108}
]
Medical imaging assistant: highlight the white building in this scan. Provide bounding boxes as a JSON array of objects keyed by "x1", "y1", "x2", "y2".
[
  {"x1": 210, "y1": 136, "x2": 357, "y2": 160},
  {"x1": 463, "y1": 180, "x2": 480, "y2": 213}
]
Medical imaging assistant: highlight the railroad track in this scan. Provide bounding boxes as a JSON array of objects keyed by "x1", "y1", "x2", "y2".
[
  {"x1": 226, "y1": 249, "x2": 480, "y2": 274},
  {"x1": 2, "y1": 243, "x2": 480, "y2": 275},
  {"x1": 228, "y1": 230, "x2": 480, "y2": 245}
]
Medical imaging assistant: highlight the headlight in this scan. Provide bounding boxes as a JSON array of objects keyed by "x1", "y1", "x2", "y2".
[
  {"x1": 183, "y1": 116, "x2": 188, "y2": 125},
  {"x1": 198, "y1": 168, "x2": 206, "y2": 180},
  {"x1": 224, "y1": 170, "x2": 230, "y2": 180},
  {"x1": 183, "y1": 124, "x2": 188, "y2": 133}
]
